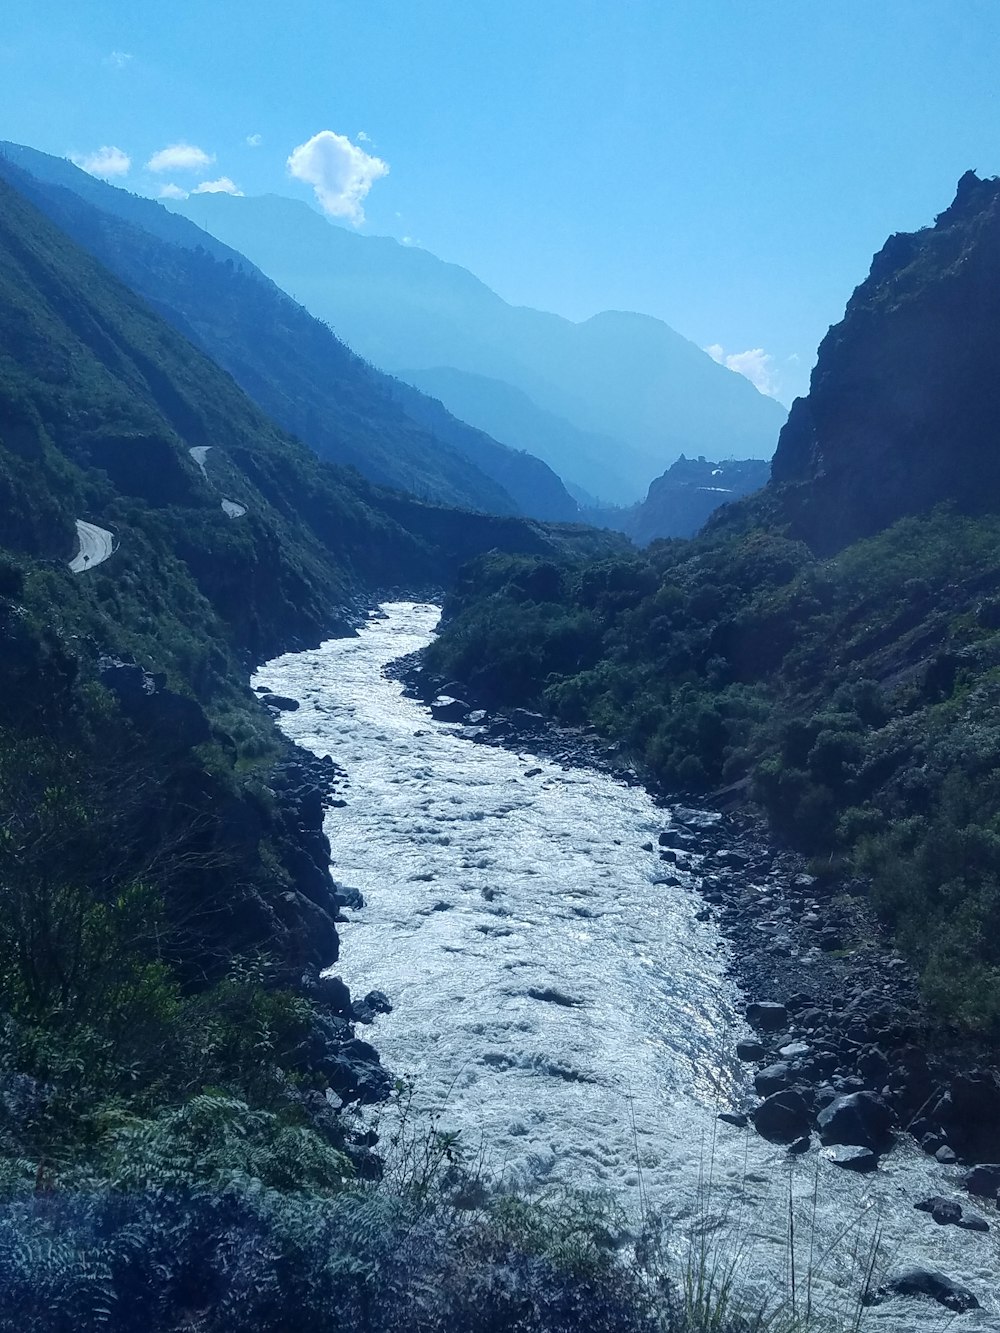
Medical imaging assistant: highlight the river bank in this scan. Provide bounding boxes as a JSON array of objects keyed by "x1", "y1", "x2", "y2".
[{"x1": 395, "y1": 643, "x2": 1000, "y2": 1178}]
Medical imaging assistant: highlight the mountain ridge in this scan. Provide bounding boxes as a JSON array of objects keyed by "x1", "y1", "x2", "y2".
[
  {"x1": 172, "y1": 190, "x2": 788, "y2": 502},
  {"x1": 0, "y1": 142, "x2": 579, "y2": 522}
]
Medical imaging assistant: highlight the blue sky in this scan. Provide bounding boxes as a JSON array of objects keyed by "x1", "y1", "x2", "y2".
[{"x1": 2, "y1": 0, "x2": 999, "y2": 403}]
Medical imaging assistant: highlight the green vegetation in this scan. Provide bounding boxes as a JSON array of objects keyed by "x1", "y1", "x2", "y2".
[{"x1": 427, "y1": 506, "x2": 1000, "y2": 1037}]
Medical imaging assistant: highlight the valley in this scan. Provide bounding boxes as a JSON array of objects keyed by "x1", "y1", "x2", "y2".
[{"x1": 1, "y1": 21, "x2": 1000, "y2": 1325}]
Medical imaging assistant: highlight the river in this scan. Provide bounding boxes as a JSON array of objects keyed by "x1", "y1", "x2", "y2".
[{"x1": 255, "y1": 602, "x2": 999, "y2": 1330}]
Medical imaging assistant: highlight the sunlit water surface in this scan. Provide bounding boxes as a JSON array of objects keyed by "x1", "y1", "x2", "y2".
[{"x1": 256, "y1": 603, "x2": 999, "y2": 1329}]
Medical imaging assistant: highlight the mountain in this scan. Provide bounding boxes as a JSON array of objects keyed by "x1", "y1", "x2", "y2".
[
  {"x1": 624, "y1": 455, "x2": 771, "y2": 544},
  {"x1": 772, "y1": 170, "x2": 1000, "y2": 553},
  {"x1": 170, "y1": 191, "x2": 788, "y2": 503},
  {"x1": 0, "y1": 165, "x2": 617, "y2": 683},
  {"x1": 385, "y1": 377, "x2": 578, "y2": 520},
  {"x1": 0, "y1": 142, "x2": 578, "y2": 522},
  {"x1": 399, "y1": 366, "x2": 636, "y2": 504}
]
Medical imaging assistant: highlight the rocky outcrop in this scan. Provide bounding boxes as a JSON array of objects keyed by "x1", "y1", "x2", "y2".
[
  {"x1": 628, "y1": 455, "x2": 770, "y2": 544},
  {"x1": 866, "y1": 1267, "x2": 980, "y2": 1314},
  {"x1": 98, "y1": 657, "x2": 211, "y2": 751},
  {"x1": 772, "y1": 171, "x2": 1000, "y2": 553}
]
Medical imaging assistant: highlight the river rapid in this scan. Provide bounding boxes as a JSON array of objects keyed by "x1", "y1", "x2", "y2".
[{"x1": 256, "y1": 602, "x2": 999, "y2": 1330}]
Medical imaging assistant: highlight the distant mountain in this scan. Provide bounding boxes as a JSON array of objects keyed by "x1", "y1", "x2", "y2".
[
  {"x1": 627, "y1": 455, "x2": 771, "y2": 544},
  {"x1": 579, "y1": 455, "x2": 770, "y2": 544},
  {"x1": 399, "y1": 367, "x2": 635, "y2": 504},
  {"x1": 772, "y1": 170, "x2": 1000, "y2": 553},
  {"x1": 0, "y1": 142, "x2": 577, "y2": 522},
  {"x1": 170, "y1": 192, "x2": 788, "y2": 503}
]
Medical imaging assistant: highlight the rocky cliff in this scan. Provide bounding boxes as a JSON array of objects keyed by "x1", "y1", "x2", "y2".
[
  {"x1": 627, "y1": 455, "x2": 770, "y2": 543},
  {"x1": 772, "y1": 171, "x2": 1000, "y2": 553}
]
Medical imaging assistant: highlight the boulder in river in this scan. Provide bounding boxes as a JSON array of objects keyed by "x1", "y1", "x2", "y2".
[
  {"x1": 754, "y1": 1062, "x2": 792, "y2": 1097},
  {"x1": 753, "y1": 1090, "x2": 811, "y2": 1142},
  {"x1": 717, "y1": 1112, "x2": 748, "y2": 1128},
  {"x1": 261, "y1": 693, "x2": 300, "y2": 712},
  {"x1": 964, "y1": 1163, "x2": 1000, "y2": 1198},
  {"x1": 820, "y1": 1144, "x2": 879, "y2": 1172},
  {"x1": 746, "y1": 1001, "x2": 787, "y2": 1031},
  {"x1": 736, "y1": 1039, "x2": 767, "y2": 1061},
  {"x1": 866, "y1": 1267, "x2": 979, "y2": 1314},
  {"x1": 914, "y1": 1197, "x2": 963, "y2": 1225},
  {"x1": 430, "y1": 696, "x2": 470, "y2": 722},
  {"x1": 816, "y1": 1090, "x2": 893, "y2": 1150},
  {"x1": 311, "y1": 974, "x2": 352, "y2": 1016}
]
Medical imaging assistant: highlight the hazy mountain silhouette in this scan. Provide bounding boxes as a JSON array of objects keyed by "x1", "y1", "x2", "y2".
[
  {"x1": 0, "y1": 142, "x2": 578, "y2": 521},
  {"x1": 171, "y1": 192, "x2": 788, "y2": 503},
  {"x1": 399, "y1": 366, "x2": 635, "y2": 503}
]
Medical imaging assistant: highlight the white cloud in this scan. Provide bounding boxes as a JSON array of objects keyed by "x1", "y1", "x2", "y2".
[
  {"x1": 356, "y1": 130, "x2": 371, "y2": 142},
  {"x1": 401, "y1": 235, "x2": 415, "y2": 246},
  {"x1": 246, "y1": 133, "x2": 262, "y2": 148},
  {"x1": 192, "y1": 176, "x2": 243, "y2": 195},
  {"x1": 158, "y1": 183, "x2": 188, "y2": 200},
  {"x1": 287, "y1": 130, "x2": 388, "y2": 225},
  {"x1": 146, "y1": 142, "x2": 215, "y2": 174},
  {"x1": 70, "y1": 145, "x2": 131, "y2": 179},
  {"x1": 705, "y1": 343, "x2": 781, "y2": 399},
  {"x1": 103, "y1": 50, "x2": 132, "y2": 69}
]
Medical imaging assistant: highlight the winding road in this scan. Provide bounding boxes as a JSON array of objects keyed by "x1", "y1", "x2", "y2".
[
  {"x1": 189, "y1": 445, "x2": 211, "y2": 480},
  {"x1": 190, "y1": 446, "x2": 246, "y2": 518},
  {"x1": 67, "y1": 446, "x2": 244, "y2": 577},
  {"x1": 69, "y1": 520, "x2": 116, "y2": 574}
]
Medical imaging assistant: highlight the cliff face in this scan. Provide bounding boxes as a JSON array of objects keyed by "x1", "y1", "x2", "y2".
[
  {"x1": 629, "y1": 455, "x2": 770, "y2": 544},
  {"x1": 772, "y1": 171, "x2": 1000, "y2": 553}
]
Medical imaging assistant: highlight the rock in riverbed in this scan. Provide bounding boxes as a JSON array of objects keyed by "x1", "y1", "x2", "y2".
[
  {"x1": 430, "y1": 696, "x2": 470, "y2": 722},
  {"x1": 817, "y1": 1091, "x2": 893, "y2": 1151},
  {"x1": 866, "y1": 1267, "x2": 980, "y2": 1313},
  {"x1": 753, "y1": 1090, "x2": 811, "y2": 1142},
  {"x1": 746, "y1": 1000, "x2": 787, "y2": 1031},
  {"x1": 820, "y1": 1144, "x2": 878, "y2": 1172}
]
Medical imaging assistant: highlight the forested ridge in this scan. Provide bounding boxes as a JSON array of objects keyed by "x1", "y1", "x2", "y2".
[{"x1": 0, "y1": 142, "x2": 580, "y2": 523}]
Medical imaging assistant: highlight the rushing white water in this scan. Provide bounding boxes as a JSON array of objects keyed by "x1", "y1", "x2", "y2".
[{"x1": 256, "y1": 603, "x2": 1000, "y2": 1329}]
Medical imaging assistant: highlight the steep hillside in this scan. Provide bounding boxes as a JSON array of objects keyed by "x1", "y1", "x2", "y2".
[
  {"x1": 772, "y1": 170, "x2": 1000, "y2": 553},
  {"x1": 171, "y1": 191, "x2": 787, "y2": 502},
  {"x1": 0, "y1": 142, "x2": 578, "y2": 522},
  {"x1": 0, "y1": 165, "x2": 619, "y2": 946},
  {"x1": 387, "y1": 378, "x2": 578, "y2": 521}
]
